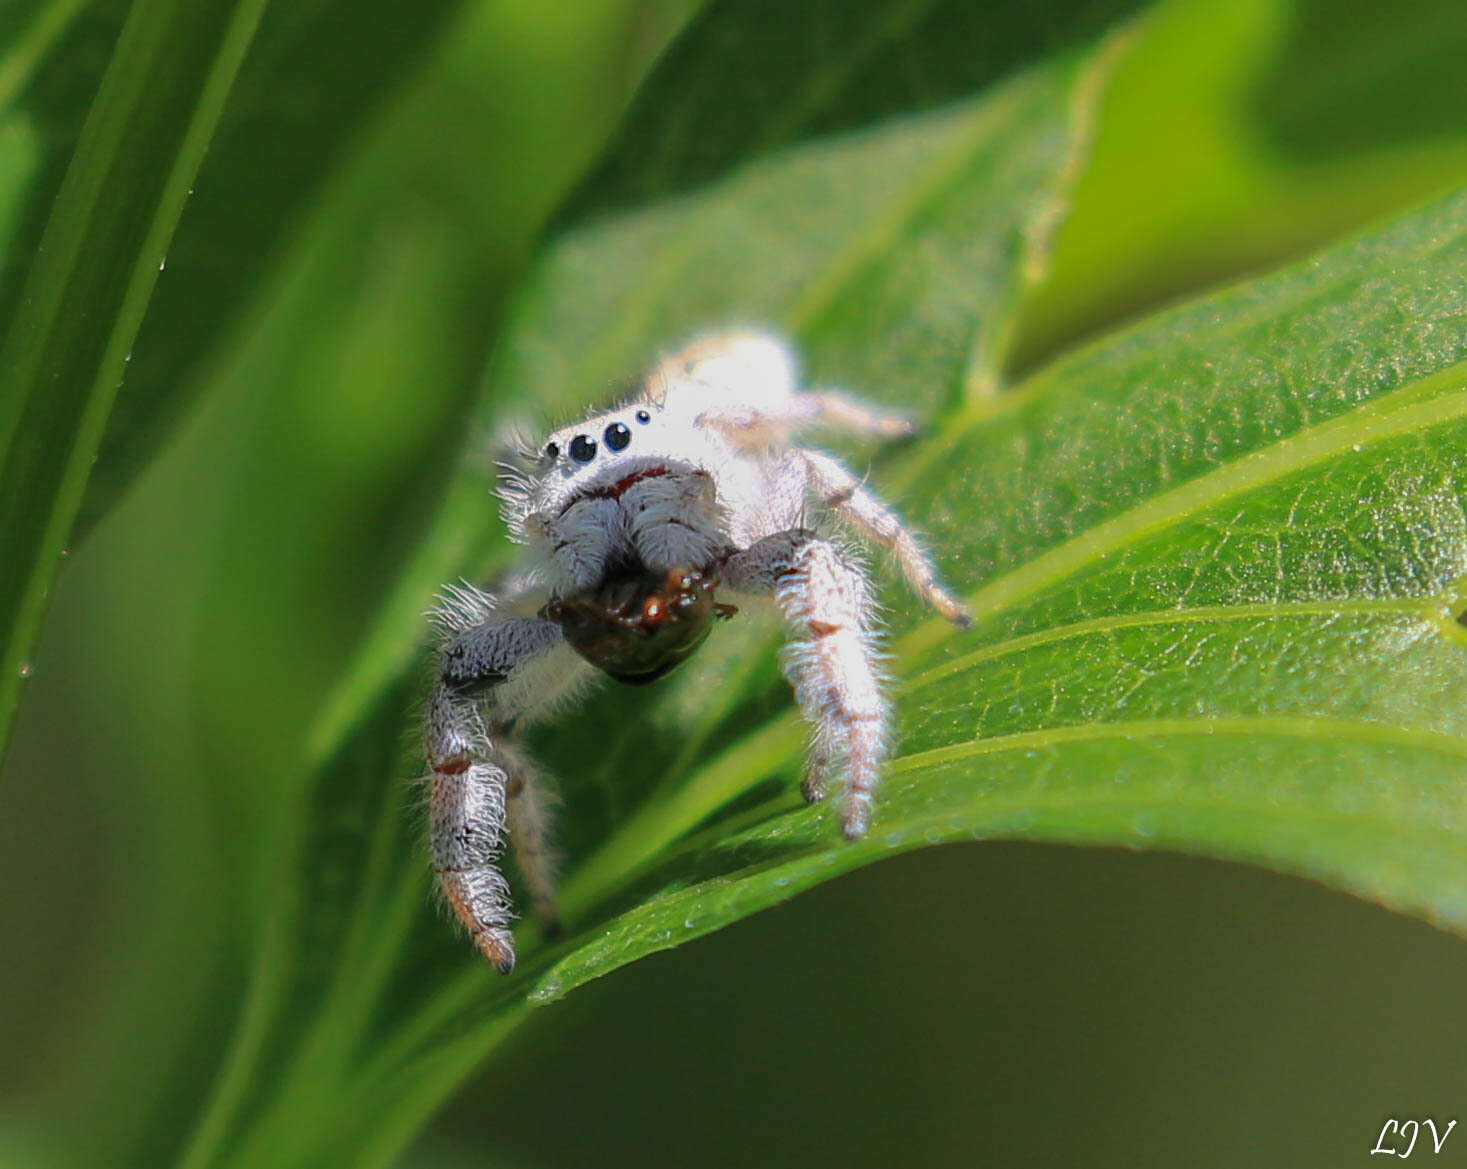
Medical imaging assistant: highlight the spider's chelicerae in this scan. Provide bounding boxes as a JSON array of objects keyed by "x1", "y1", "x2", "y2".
[{"x1": 423, "y1": 331, "x2": 970, "y2": 971}]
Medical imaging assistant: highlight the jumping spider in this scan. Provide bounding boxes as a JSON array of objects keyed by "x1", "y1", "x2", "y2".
[{"x1": 424, "y1": 331, "x2": 970, "y2": 972}]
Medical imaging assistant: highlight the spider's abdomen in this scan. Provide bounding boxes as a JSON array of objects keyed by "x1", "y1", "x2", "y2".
[{"x1": 542, "y1": 566, "x2": 736, "y2": 685}]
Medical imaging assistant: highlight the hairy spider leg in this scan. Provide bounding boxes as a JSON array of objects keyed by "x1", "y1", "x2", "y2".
[
  {"x1": 424, "y1": 604, "x2": 592, "y2": 972},
  {"x1": 724, "y1": 530, "x2": 887, "y2": 839}
]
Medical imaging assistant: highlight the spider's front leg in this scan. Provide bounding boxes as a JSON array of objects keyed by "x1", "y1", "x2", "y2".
[
  {"x1": 424, "y1": 602, "x2": 589, "y2": 972},
  {"x1": 793, "y1": 448, "x2": 972, "y2": 627},
  {"x1": 725, "y1": 530, "x2": 887, "y2": 839}
]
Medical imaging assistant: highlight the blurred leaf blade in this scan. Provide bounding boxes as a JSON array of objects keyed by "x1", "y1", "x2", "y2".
[
  {"x1": 0, "y1": 0, "x2": 89, "y2": 111},
  {"x1": 130, "y1": 5, "x2": 701, "y2": 1168},
  {"x1": 494, "y1": 34, "x2": 1129, "y2": 443},
  {"x1": 0, "y1": 0, "x2": 269, "y2": 754},
  {"x1": 556, "y1": 0, "x2": 1149, "y2": 222},
  {"x1": 74, "y1": 0, "x2": 476, "y2": 537},
  {"x1": 1011, "y1": 0, "x2": 1467, "y2": 374}
]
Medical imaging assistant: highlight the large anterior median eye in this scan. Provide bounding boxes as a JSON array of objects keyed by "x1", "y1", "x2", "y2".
[
  {"x1": 604, "y1": 422, "x2": 631, "y2": 451},
  {"x1": 569, "y1": 434, "x2": 597, "y2": 462}
]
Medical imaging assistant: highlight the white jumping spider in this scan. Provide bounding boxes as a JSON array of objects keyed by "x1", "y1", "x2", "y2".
[{"x1": 424, "y1": 331, "x2": 970, "y2": 971}]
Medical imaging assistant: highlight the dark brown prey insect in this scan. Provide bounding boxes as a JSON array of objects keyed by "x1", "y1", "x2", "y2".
[{"x1": 543, "y1": 566, "x2": 738, "y2": 685}]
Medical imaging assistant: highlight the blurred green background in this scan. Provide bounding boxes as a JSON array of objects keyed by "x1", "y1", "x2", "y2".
[{"x1": 4, "y1": 0, "x2": 1467, "y2": 1166}]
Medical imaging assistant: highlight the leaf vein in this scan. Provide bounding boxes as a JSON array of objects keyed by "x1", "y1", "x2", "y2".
[
  {"x1": 892, "y1": 713, "x2": 1467, "y2": 773},
  {"x1": 901, "y1": 595, "x2": 1433, "y2": 693}
]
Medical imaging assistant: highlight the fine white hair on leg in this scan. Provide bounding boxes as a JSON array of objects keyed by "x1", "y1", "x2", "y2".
[
  {"x1": 424, "y1": 682, "x2": 517, "y2": 972},
  {"x1": 430, "y1": 579, "x2": 499, "y2": 636},
  {"x1": 795, "y1": 448, "x2": 972, "y2": 628},
  {"x1": 501, "y1": 742, "x2": 561, "y2": 936},
  {"x1": 423, "y1": 608, "x2": 590, "y2": 973},
  {"x1": 796, "y1": 390, "x2": 917, "y2": 439},
  {"x1": 432, "y1": 764, "x2": 516, "y2": 971},
  {"x1": 699, "y1": 388, "x2": 917, "y2": 443},
  {"x1": 725, "y1": 529, "x2": 888, "y2": 839}
]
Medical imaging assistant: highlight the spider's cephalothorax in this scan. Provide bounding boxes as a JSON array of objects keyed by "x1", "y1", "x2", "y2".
[{"x1": 423, "y1": 331, "x2": 971, "y2": 972}]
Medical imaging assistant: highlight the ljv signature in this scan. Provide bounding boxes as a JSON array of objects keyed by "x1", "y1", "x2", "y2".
[{"x1": 1371, "y1": 1119, "x2": 1457, "y2": 1158}]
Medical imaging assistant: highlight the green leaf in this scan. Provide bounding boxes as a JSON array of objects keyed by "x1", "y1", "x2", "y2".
[
  {"x1": 1012, "y1": 0, "x2": 1467, "y2": 370},
  {"x1": 0, "y1": 0, "x2": 269, "y2": 754},
  {"x1": 0, "y1": 1, "x2": 479, "y2": 545},
  {"x1": 0, "y1": 0, "x2": 108, "y2": 300},
  {"x1": 76, "y1": 0, "x2": 474, "y2": 536},
  {"x1": 92, "y1": 6, "x2": 698, "y2": 1169},
  {"x1": 496, "y1": 40, "x2": 1127, "y2": 429},
  {"x1": 556, "y1": 0, "x2": 1147, "y2": 221}
]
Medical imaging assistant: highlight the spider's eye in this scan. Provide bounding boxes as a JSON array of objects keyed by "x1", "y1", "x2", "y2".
[
  {"x1": 604, "y1": 422, "x2": 631, "y2": 451},
  {"x1": 544, "y1": 441, "x2": 559, "y2": 460},
  {"x1": 569, "y1": 434, "x2": 597, "y2": 463},
  {"x1": 635, "y1": 409, "x2": 651, "y2": 424}
]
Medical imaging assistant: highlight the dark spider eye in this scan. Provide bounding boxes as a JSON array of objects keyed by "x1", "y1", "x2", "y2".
[
  {"x1": 544, "y1": 441, "x2": 559, "y2": 460},
  {"x1": 635, "y1": 409, "x2": 651, "y2": 424},
  {"x1": 569, "y1": 434, "x2": 597, "y2": 463},
  {"x1": 604, "y1": 422, "x2": 631, "y2": 451}
]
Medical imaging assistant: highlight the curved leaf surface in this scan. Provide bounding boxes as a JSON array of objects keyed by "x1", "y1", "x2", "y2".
[{"x1": 0, "y1": 0, "x2": 268, "y2": 753}]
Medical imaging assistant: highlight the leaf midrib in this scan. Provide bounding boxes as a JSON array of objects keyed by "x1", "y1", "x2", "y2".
[
  {"x1": 619, "y1": 711, "x2": 1467, "y2": 911},
  {"x1": 893, "y1": 712, "x2": 1467, "y2": 772},
  {"x1": 560, "y1": 591, "x2": 1467, "y2": 936},
  {"x1": 901, "y1": 595, "x2": 1436, "y2": 693},
  {"x1": 904, "y1": 212, "x2": 1467, "y2": 484}
]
